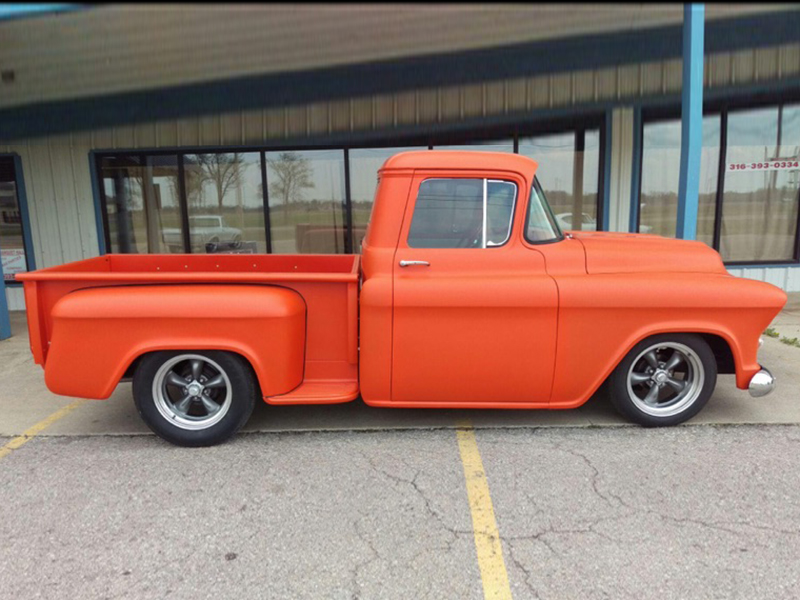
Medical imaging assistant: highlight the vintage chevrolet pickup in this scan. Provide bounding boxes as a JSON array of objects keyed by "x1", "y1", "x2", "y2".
[{"x1": 16, "y1": 151, "x2": 787, "y2": 446}]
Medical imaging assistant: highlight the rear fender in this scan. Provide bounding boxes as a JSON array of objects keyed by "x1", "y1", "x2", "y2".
[{"x1": 44, "y1": 284, "x2": 306, "y2": 399}]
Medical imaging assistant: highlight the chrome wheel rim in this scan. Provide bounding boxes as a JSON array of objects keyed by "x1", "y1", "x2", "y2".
[
  {"x1": 626, "y1": 342, "x2": 704, "y2": 417},
  {"x1": 152, "y1": 354, "x2": 232, "y2": 430}
]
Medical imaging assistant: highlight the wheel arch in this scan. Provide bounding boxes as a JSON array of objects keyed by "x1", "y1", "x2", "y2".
[
  {"x1": 551, "y1": 323, "x2": 746, "y2": 410},
  {"x1": 600, "y1": 328, "x2": 739, "y2": 391}
]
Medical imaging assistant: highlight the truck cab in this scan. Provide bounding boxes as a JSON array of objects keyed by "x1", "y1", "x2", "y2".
[{"x1": 359, "y1": 151, "x2": 562, "y2": 408}]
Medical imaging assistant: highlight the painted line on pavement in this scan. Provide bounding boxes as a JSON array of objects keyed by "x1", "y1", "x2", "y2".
[
  {"x1": 456, "y1": 420, "x2": 513, "y2": 600},
  {"x1": 0, "y1": 400, "x2": 85, "y2": 460}
]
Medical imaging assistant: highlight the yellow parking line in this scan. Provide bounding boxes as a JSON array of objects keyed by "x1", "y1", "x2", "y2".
[
  {"x1": 0, "y1": 399, "x2": 85, "y2": 461},
  {"x1": 456, "y1": 421, "x2": 513, "y2": 600}
]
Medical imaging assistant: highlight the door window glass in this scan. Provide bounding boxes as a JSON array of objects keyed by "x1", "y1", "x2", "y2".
[
  {"x1": 407, "y1": 178, "x2": 516, "y2": 249},
  {"x1": 524, "y1": 179, "x2": 562, "y2": 243}
]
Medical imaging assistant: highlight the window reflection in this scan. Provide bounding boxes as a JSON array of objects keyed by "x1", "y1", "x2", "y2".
[
  {"x1": 639, "y1": 117, "x2": 720, "y2": 243},
  {"x1": 101, "y1": 155, "x2": 185, "y2": 254},
  {"x1": 0, "y1": 157, "x2": 29, "y2": 280},
  {"x1": 721, "y1": 105, "x2": 800, "y2": 262},
  {"x1": 265, "y1": 150, "x2": 347, "y2": 254},
  {"x1": 349, "y1": 147, "x2": 425, "y2": 252},
  {"x1": 434, "y1": 140, "x2": 514, "y2": 153},
  {"x1": 407, "y1": 178, "x2": 516, "y2": 249},
  {"x1": 518, "y1": 130, "x2": 599, "y2": 231},
  {"x1": 183, "y1": 153, "x2": 266, "y2": 254}
]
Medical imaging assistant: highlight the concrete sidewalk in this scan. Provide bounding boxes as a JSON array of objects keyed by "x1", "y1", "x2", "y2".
[{"x1": 1, "y1": 293, "x2": 799, "y2": 437}]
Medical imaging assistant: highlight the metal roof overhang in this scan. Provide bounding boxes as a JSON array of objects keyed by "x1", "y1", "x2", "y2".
[{"x1": 1, "y1": 4, "x2": 799, "y2": 139}]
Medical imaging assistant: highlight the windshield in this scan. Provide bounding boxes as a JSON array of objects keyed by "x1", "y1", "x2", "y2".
[{"x1": 524, "y1": 177, "x2": 563, "y2": 243}]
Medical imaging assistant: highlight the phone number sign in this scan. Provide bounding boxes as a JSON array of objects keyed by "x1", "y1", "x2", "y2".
[
  {"x1": 728, "y1": 160, "x2": 800, "y2": 172},
  {"x1": 1, "y1": 249, "x2": 27, "y2": 281}
]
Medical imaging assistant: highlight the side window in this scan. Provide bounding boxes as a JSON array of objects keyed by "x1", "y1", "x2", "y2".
[
  {"x1": 525, "y1": 179, "x2": 562, "y2": 243},
  {"x1": 407, "y1": 178, "x2": 516, "y2": 249}
]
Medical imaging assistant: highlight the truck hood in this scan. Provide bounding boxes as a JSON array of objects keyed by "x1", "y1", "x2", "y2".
[{"x1": 571, "y1": 231, "x2": 727, "y2": 275}]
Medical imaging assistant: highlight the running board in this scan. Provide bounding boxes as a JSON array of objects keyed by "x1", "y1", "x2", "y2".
[{"x1": 265, "y1": 380, "x2": 359, "y2": 405}]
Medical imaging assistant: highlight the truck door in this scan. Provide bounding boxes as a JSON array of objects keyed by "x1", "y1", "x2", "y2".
[{"x1": 391, "y1": 171, "x2": 559, "y2": 405}]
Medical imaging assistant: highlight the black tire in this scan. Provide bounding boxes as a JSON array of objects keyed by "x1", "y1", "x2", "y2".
[
  {"x1": 607, "y1": 333, "x2": 717, "y2": 427},
  {"x1": 133, "y1": 350, "x2": 257, "y2": 447}
]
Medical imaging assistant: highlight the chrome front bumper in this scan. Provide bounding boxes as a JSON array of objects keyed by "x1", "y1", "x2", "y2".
[{"x1": 748, "y1": 367, "x2": 775, "y2": 398}]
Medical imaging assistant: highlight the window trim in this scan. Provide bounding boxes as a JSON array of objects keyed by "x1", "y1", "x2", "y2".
[
  {"x1": 406, "y1": 177, "x2": 518, "y2": 250},
  {"x1": 639, "y1": 94, "x2": 800, "y2": 266}
]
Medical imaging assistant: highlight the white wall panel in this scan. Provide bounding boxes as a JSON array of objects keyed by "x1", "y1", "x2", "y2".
[
  {"x1": 5, "y1": 288, "x2": 25, "y2": 311},
  {"x1": 608, "y1": 108, "x2": 634, "y2": 232}
]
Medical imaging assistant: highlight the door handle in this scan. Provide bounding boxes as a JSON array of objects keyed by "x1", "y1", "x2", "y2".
[{"x1": 399, "y1": 260, "x2": 430, "y2": 267}]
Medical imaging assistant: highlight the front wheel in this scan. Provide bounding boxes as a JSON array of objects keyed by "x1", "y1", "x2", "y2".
[
  {"x1": 133, "y1": 351, "x2": 256, "y2": 447},
  {"x1": 607, "y1": 334, "x2": 717, "y2": 427}
]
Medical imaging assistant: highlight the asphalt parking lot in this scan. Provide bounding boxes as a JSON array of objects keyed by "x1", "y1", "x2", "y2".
[{"x1": 1, "y1": 299, "x2": 800, "y2": 599}]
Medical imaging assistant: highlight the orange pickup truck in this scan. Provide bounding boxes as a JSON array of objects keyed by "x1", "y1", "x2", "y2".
[{"x1": 17, "y1": 151, "x2": 787, "y2": 446}]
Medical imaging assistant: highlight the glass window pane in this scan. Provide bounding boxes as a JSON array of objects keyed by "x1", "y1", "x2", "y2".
[
  {"x1": 639, "y1": 117, "x2": 720, "y2": 243},
  {"x1": 265, "y1": 150, "x2": 347, "y2": 254},
  {"x1": 100, "y1": 155, "x2": 185, "y2": 254},
  {"x1": 434, "y1": 139, "x2": 514, "y2": 153},
  {"x1": 408, "y1": 179, "x2": 483, "y2": 248},
  {"x1": 519, "y1": 131, "x2": 600, "y2": 232},
  {"x1": 349, "y1": 147, "x2": 425, "y2": 253},
  {"x1": 525, "y1": 180, "x2": 561, "y2": 243},
  {"x1": 101, "y1": 155, "x2": 146, "y2": 253},
  {"x1": 183, "y1": 153, "x2": 266, "y2": 254},
  {"x1": 408, "y1": 178, "x2": 516, "y2": 249},
  {"x1": 143, "y1": 155, "x2": 184, "y2": 253},
  {"x1": 486, "y1": 181, "x2": 516, "y2": 246},
  {"x1": 721, "y1": 104, "x2": 800, "y2": 262},
  {"x1": 0, "y1": 158, "x2": 29, "y2": 281}
]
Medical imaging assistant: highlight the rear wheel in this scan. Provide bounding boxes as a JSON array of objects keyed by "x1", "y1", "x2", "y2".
[
  {"x1": 133, "y1": 351, "x2": 256, "y2": 447},
  {"x1": 608, "y1": 334, "x2": 717, "y2": 427}
]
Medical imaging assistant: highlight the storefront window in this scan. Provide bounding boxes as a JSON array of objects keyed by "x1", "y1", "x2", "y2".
[
  {"x1": 720, "y1": 105, "x2": 800, "y2": 262},
  {"x1": 96, "y1": 123, "x2": 605, "y2": 258},
  {"x1": 183, "y1": 153, "x2": 266, "y2": 254},
  {"x1": 100, "y1": 155, "x2": 184, "y2": 254},
  {"x1": 519, "y1": 130, "x2": 600, "y2": 231},
  {"x1": 0, "y1": 157, "x2": 30, "y2": 282},
  {"x1": 434, "y1": 139, "x2": 514, "y2": 153},
  {"x1": 639, "y1": 117, "x2": 720, "y2": 244},
  {"x1": 265, "y1": 150, "x2": 347, "y2": 254},
  {"x1": 349, "y1": 147, "x2": 425, "y2": 252}
]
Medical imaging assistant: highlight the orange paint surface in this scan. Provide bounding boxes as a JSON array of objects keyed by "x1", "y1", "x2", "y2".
[{"x1": 17, "y1": 151, "x2": 787, "y2": 409}]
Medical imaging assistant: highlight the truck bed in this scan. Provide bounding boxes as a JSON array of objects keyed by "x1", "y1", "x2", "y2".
[{"x1": 17, "y1": 254, "x2": 360, "y2": 402}]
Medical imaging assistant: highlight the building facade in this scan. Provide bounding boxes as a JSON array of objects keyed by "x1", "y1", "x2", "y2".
[{"x1": 2, "y1": 4, "x2": 800, "y2": 326}]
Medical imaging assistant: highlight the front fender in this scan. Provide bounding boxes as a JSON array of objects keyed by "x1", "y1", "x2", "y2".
[
  {"x1": 549, "y1": 272, "x2": 787, "y2": 408},
  {"x1": 44, "y1": 284, "x2": 306, "y2": 399}
]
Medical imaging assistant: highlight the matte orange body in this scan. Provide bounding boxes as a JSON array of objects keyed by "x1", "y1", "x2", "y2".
[{"x1": 17, "y1": 151, "x2": 787, "y2": 409}]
